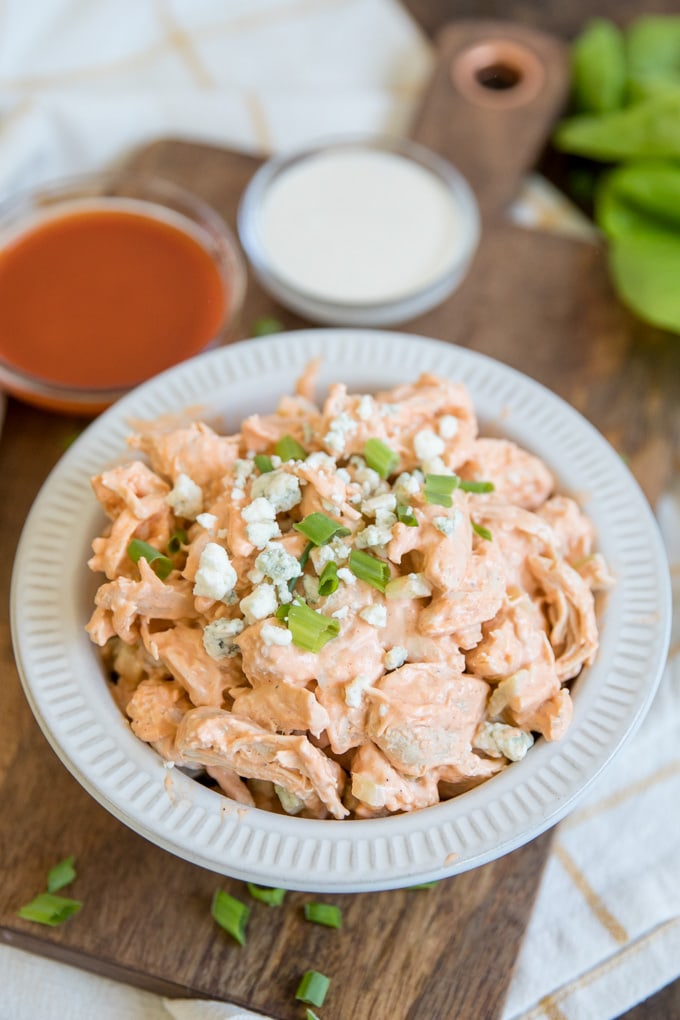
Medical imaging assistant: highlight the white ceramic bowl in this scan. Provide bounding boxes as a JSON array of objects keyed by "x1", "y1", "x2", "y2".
[{"x1": 11, "y1": 331, "x2": 671, "y2": 892}]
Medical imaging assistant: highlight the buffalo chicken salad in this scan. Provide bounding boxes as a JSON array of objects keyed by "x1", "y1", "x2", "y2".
[{"x1": 86, "y1": 363, "x2": 612, "y2": 820}]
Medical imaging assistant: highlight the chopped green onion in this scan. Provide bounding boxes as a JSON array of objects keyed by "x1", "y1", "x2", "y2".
[
  {"x1": 305, "y1": 1011, "x2": 321, "y2": 1020},
  {"x1": 127, "y1": 539, "x2": 173, "y2": 580},
  {"x1": 275, "y1": 604, "x2": 291, "y2": 621},
  {"x1": 423, "y1": 474, "x2": 459, "y2": 508},
  {"x1": 17, "y1": 892, "x2": 82, "y2": 927},
  {"x1": 472, "y1": 521, "x2": 493, "y2": 541},
  {"x1": 47, "y1": 856, "x2": 76, "y2": 893},
  {"x1": 247, "y1": 883, "x2": 286, "y2": 906},
  {"x1": 318, "y1": 561, "x2": 339, "y2": 596},
  {"x1": 211, "y1": 889, "x2": 250, "y2": 946},
  {"x1": 293, "y1": 512, "x2": 351, "y2": 546},
  {"x1": 285, "y1": 601, "x2": 340, "y2": 652},
  {"x1": 348, "y1": 548, "x2": 390, "y2": 593},
  {"x1": 288, "y1": 540, "x2": 314, "y2": 592},
  {"x1": 253, "y1": 315, "x2": 284, "y2": 337},
  {"x1": 458, "y1": 478, "x2": 495, "y2": 493},
  {"x1": 167, "y1": 529, "x2": 188, "y2": 555},
  {"x1": 299, "y1": 541, "x2": 313, "y2": 571},
  {"x1": 254, "y1": 454, "x2": 274, "y2": 474},
  {"x1": 62, "y1": 431, "x2": 82, "y2": 450},
  {"x1": 304, "y1": 902, "x2": 343, "y2": 928},
  {"x1": 364, "y1": 438, "x2": 398, "y2": 479},
  {"x1": 274, "y1": 434, "x2": 307, "y2": 462},
  {"x1": 296, "y1": 970, "x2": 331, "y2": 1008},
  {"x1": 408, "y1": 881, "x2": 438, "y2": 890},
  {"x1": 396, "y1": 503, "x2": 418, "y2": 527}
]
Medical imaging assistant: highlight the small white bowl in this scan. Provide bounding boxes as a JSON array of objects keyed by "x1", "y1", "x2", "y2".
[
  {"x1": 238, "y1": 137, "x2": 480, "y2": 326},
  {"x1": 11, "y1": 330, "x2": 671, "y2": 892}
]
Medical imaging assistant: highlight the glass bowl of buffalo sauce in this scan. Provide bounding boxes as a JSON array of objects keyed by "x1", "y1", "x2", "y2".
[{"x1": 0, "y1": 173, "x2": 246, "y2": 414}]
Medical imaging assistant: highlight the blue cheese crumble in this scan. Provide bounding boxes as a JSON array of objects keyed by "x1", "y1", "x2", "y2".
[
  {"x1": 166, "y1": 472, "x2": 203, "y2": 519},
  {"x1": 202, "y1": 617, "x2": 244, "y2": 659},
  {"x1": 193, "y1": 542, "x2": 237, "y2": 601}
]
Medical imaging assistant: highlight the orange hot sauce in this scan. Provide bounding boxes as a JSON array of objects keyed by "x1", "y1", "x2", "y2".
[{"x1": 0, "y1": 204, "x2": 229, "y2": 410}]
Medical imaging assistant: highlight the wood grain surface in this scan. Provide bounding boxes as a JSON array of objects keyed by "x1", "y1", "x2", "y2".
[{"x1": 1, "y1": 14, "x2": 679, "y2": 1020}]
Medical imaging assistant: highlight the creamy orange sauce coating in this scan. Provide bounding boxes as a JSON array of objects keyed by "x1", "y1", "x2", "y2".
[{"x1": 86, "y1": 367, "x2": 613, "y2": 820}]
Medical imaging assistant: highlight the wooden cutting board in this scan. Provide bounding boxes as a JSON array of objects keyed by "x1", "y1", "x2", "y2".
[{"x1": 2, "y1": 21, "x2": 679, "y2": 1020}]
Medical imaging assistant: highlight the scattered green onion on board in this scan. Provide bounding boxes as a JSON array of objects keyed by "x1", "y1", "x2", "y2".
[
  {"x1": 364, "y1": 438, "x2": 398, "y2": 479},
  {"x1": 127, "y1": 538, "x2": 173, "y2": 580},
  {"x1": 246, "y1": 883, "x2": 286, "y2": 906},
  {"x1": 294, "y1": 512, "x2": 351, "y2": 546},
  {"x1": 408, "y1": 881, "x2": 438, "y2": 890},
  {"x1": 47, "y1": 856, "x2": 76, "y2": 893},
  {"x1": 17, "y1": 892, "x2": 82, "y2": 927},
  {"x1": 318, "y1": 561, "x2": 339, "y2": 596},
  {"x1": 253, "y1": 454, "x2": 274, "y2": 474},
  {"x1": 211, "y1": 889, "x2": 250, "y2": 946},
  {"x1": 348, "y1": 548, "x2": 390, "y2": 592},
  {"x1": 62, "y1": 431, "x2": 82, "y2": 450},
  {"x1": 295, "y1": 970, "x2": 331, "y2": 1008},
  {"x1": 274, "y1": 434, "x2": 307, "y2": 461},
  {"x1": 305, "y1": 1010, "x2": 321, "y2": 1020},
  {"x1": 472, "y1": 521, "x2": 493, "y2": 541},
  {"x1": 304, "y1": 902, "x2": 343, "y2": 928},
  {"x1": 252, "y1": 316, "x2": 284, "y2": 337}
]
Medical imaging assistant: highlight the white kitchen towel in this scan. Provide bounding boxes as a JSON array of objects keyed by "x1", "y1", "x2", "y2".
[
  {"x1": 502, "y1": 485, "x2": 680, "y2": 1020},
  {"x1": 0, "y1": 4, "x2": 678, "y2": 1020},
  {"x1": 0, "y1": 0, "x2": 432, "y2": 196}
]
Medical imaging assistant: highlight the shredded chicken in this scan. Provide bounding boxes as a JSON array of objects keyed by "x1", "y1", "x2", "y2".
[{"x1": 87, "y1": 367, "x2": 611, "y2": 818}]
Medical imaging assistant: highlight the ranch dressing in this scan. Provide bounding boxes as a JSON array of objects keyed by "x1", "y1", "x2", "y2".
[{"x1": 258, "y1": 148, "x2": 466, "y2": 305}]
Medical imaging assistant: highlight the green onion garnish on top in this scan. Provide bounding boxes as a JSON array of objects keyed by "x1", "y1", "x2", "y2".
[
  {"x1": 288, "y1": 540, "x2": 314, "y2": 593},
  {"x1": 299, "y1": 541, "x2": 313, "y2": 572},
  {"x1": 458, "y1": 478, "x2": 495, "y2": 493},
  {"x1": 211, "y1": 889, "x2": 250, "y2": 946},
  {"x1": 423, "y1": 474, "x2": 459, "y2": 508},
  {"x1": 17, "y1": 892, "x2": 82, "y2": 927},
  {"x1": 293, "y1": 512, "x2": 351, "y2": 546},
  {"x1": 348, "y1": 548, "x2": 391, "y2": 592},
  {"x1": 247, "y1": 883, "x2": 286, "y2": 906},
  {"x1": 296, "y1": 970, "x2": 331, "y2": 1008},
  {"x1": 318, "y1": 561, "x2": 339, "y2": 596},
  {"x1": 472, "y1": 521, "x2": 493, "y2": 541},
  {"x1": 253, "y1": 454, "x2": 274, "y2": 474},
  {"x1": 167, "y1": 529, "x2": 188, "y2": 555},
  {"x1": 274, "y1": 434, "x2": 307, "y2": 462},
  {"x1": 284, "y1": 601, "x2": 340, "y2": 653},
  {"x1": 47, "y1": 856, "x2": 76, "y2": 893},
  {"x1": 304, "y1": 902, "x2": 343, "y2": 928},
  {"x1": 127, "y1": 539, "x2": 173, "y2": 580},
  {"x1": 364, "y1": 438, "x2": 398, "y2": 479},
  {"x1": 396, "y1": 503, "x2": 418, "y2": 527}
]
